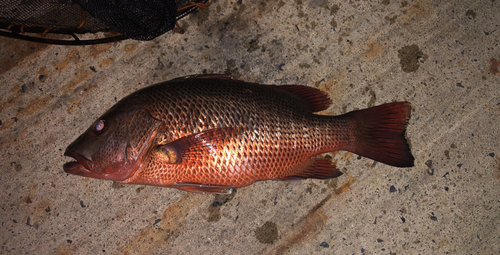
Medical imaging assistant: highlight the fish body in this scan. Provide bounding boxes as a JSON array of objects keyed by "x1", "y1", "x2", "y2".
[{"x1": 64, "y1": 74, "x2": 414, "y2": 193}]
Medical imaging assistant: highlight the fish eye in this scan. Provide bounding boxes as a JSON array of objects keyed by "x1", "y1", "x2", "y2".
[{"x1": 93, "y1": 120, "x2": 106, "y2": 133}]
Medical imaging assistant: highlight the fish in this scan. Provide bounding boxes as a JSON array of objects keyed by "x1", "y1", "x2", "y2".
[{"x1": 63, "y1": 74, "x2": 414, "y2": 194}]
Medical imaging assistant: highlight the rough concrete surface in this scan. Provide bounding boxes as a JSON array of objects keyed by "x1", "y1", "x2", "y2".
[{"x1": 1, "y1": 0, "x2": 499, "y2": 254}]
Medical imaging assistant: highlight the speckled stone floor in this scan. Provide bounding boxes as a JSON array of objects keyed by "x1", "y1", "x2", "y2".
[{"x1": 1, "y1": 0, "x2": 499, "y2": 254}]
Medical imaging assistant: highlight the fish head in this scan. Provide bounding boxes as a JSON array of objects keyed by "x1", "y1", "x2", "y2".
[{"x1": 63, "y1": 106, "x2": 162, "y2": 181}]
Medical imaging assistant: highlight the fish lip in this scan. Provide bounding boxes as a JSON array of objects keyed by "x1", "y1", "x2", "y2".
[
  {"x1": 63, "y1": 149, "x2": 137, "y2": 181},
  {"x1": 63, "y1": 151, "x2": 93, "y2": 175}
]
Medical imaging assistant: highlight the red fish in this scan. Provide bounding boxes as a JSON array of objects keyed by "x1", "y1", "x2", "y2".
[{"x1": 64, "y1": 74, "x2": 414, "y2": 194}]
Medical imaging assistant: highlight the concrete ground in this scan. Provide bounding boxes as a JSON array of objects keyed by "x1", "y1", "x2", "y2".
[{"x1": 1, "y1": 0, "x2": 499, "y2": 254}]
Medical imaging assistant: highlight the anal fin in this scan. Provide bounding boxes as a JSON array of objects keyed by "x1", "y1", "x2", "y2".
[
  {"x1": 173, "y1": 182, "x2": 235, "y2": 194},
  {"x1": 280, "y1": 158, "x2": 343, "y2": 181}
]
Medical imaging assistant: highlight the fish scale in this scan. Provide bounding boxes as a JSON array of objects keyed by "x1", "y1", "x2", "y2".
[{"x1": 64, "y1": 74, "x2": 414, "y2": 194}]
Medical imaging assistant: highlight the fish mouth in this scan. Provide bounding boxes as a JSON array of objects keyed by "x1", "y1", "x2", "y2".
[
  {"x1": 63, "y1": 150, "x2": 137, "y2": 181},
  {"x1": 63, "y1": 151, "x2": 95, "y2": 176}
]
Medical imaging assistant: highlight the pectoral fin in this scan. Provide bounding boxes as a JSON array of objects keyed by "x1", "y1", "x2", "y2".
[{"x1": 157, "y1": 127, "x2": 243, "y2": 164}]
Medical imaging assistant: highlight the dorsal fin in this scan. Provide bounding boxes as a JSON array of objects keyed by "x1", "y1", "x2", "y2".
[
  {"x1": 274, "y1": 85, "x2": 332, "y2": 112},
  {"x1": 170, "y1": 74, "x2": 332, "y2": 112}
]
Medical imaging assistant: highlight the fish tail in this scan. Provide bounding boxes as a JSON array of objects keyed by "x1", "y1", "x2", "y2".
[{"x1": 342, "y1": 102, "x2": 414, "y2": 167}]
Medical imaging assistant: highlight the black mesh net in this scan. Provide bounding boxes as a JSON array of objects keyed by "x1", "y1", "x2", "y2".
[
  {"x1": 0, "y1": 0, "x2": 210, "y2": 45},
  {"x1": 73, "y1": 0, "x2": 177, "y2": 40},
  {"x1": 0, "y1": 0, "x2": 109, "y2": 34}
]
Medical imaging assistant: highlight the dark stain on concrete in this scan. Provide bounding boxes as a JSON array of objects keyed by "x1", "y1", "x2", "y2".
[
  {"x1": 211, "y1": 0, "x2": 276, "y2": 34},
  {"x1": 425, "y1": 159, "x2": 434, "y2": 175},
  {"x1": 207, "y1": 192, "x2": 236, "y2": 222},
  {"x1": 330, "y1": 18, "x2": 338, "y2": 28},
  {"x1": 465, "y1": 10, "x2": 476, "y2": 19},
  {"x1": 299, "y1": 63, "x2": 311, "y2": 68},
  {"x1": 306, "y1": 183, "x2": 319, "y2": 194},
  {"x1": 331, "y1": 4, "x2": 340, "y2": 15},
  {"x1": 247, "y1": 38, "x2": 261, "y2": 53},
  {"x1": 397, "y1": 44, "x2": 426, "y2": 73},
  {"x1": 225, "y1": 59, "x2": 241, "y2": 78},
  {"x1": 191, "y1": 6, "x2": 212, "y2": 27},
  {"x1": 220, "y1": 3, "x2": 248, "y2": 31},
  {"x1": 112, "y1": 181, "x2": 126, "y2": 189},
  {"x1": 385, "y1": 15, "x2": 398, "y2": 24},
  {"x1": 363, "y1": 86, "x2": 377, "y2": 107},
  {"x1": 14, "y1": 163, "x2": 22, "y2": 172},
  {"x1": 255, "y1": 221, "x2": 278, "y2": 244},
  {"x1": 135, "y1": 186, "x2": 146, "y2": 194},
  {"x1": 308, "y1": 0, "x2": 326, "y2": 8},
  {"x1": 324, "y1": 178, "x2": 338, "y2": 190},
  {"x1": 23, "y1": 196, "x2": 32, "y2": 204},
  {"x1": 489, "y1": 58, "x2": 500, "y2": 76}
]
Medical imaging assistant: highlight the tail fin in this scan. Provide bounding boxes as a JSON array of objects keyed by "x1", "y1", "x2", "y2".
[{"x1": 343, "y1": 102, "x2": 414, "y2": 167}]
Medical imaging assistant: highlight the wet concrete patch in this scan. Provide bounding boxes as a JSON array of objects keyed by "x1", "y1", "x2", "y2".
[
  {"x1": 255, "y1": 221, "x2": 278, "y2": 244},
  {"x1": 112, "y1": 181, "x2": 126, "y2": 189},
  {"x1": 398, "y1": 44, "x2": 426, "y2": 73},
  {"x1": 120, "y1": 193, "x2": 207, "y2": 254},
  {"x1": 489, "y1": 58, "x2": 500, "y2": 75},
  {"x1": 267, "y1": 175, "x2": 357, "y2": 254},
  {"x1": 0, "y1": 40, "x2": 51, "y2": 74},
  {"x1": 14, "y1": 163, "x2": 22, "y2": 172},
  {"x1": 207, "y1": 192, "x2": 236, "y2": 222},
  {"x1": 465, "y1": 10, "x2": 477, "y2": 19}
]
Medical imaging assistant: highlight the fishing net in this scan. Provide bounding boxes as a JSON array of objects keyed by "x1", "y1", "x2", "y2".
[{"x1": 0, "y1": 0, "x2": 212, "y2": 45}]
